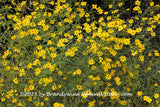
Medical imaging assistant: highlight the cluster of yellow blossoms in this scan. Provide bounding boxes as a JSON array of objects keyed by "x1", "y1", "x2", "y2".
[{"x1": 0, "y1": 0, "x2": 160, "y2": 106}]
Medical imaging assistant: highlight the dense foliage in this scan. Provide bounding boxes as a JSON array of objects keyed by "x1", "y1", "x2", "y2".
[{"x1": 0, "y1": 0, "x2": 160, "y2": 106}]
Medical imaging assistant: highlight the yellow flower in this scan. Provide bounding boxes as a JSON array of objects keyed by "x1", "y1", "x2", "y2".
[
  {"x1": 131, "y1": 50, "x2": 137, "y2": 56},
  {"x1": 49, "y1": 1, "x2": 54, "y2": 5},
  {"x1": 37, "y1": 45, "x2": 42, "y2": 50},
  {"x1": 81, "y1": 2, "x2": 87, "y2": 6},
  {"x1": 36, "y1": 102, "x2": 40, "y2": 106},
  {"x1": 29, "y1": 80, "x2": 33, "y2": 84},
  {"x1": 118, "y1": 26, "x2": 123, "y2": 31},
  {"x1": 43, "y1": 25, "x2": 49, "y2": 31},
  {"x1": 118, "y1": 3, "x2": 123, "y2": 7},
  {"x1": 30, "y1": 29, "x2": 39, "y2": 35},
  {"x1": 155, "y1": 52, "x2": 159, "y2": 56},
  {"x1": 63, "y1": 77, "x2": 67, "y2": 80},
  {"x1": 18, "y1": 103, "x2": 23, "y2": 106},
  {"x1": 135, "y1": 0, "x2": 141, "y2": 6},
  {"x1": 77, "y1": 85, "x2": 82, "y2": 90},
  {"x1": 154, "y1": 83, "x2": 158, "y2": 86},
  {"x1": 13, "y1": 66, "x2": 19, "y2": 70},
  {"x1": 1, "y1": 97, "x2": 5, "y2": 102},
  {"x1": 57, "y1": 39, "x2": 65, "y2": 47},
  {"x1": 67, "y1": 7, "x2": 72, "y2": 12},
  {"x1": 129, "y1": 19, "x2": 134, "y2": 24},
  {"x1": 73, "y1": 71, "x2": 77, "y2": 75},
  {"x1": 98, "y1": 101, "x2": 104, "y2": 106},
  {"x1": 35, "y1": 36, "x2": 41, "y2": 40},
  {"x1": 81, "y1": 100, "x2": 86, "y2": 103},
  {"x1": 27, "y1": 63, "x2": 32, "y2": 69},
  {"x1": 104, "y1": 11, "x2": 108, "y2": 15},
  {"x1": 137, "y1": 91, "x2": 142, "y2": 96},
  {"x1": 119, "y1": 56, "x2": 126, "y2": 62},
  {"x1": 50, "y1": 33, "x2": 56, "y2": 38},
  {"x1": 61, "y1": 0, "x2": 66, "y2": 3},
  {"x1": 49, "y1": 65, "x2": 56, "y2": 72},
  {"x1": 89, "y1": 59, "x2": 95, "y2": 65},
  {"x1": 148, "y1": 53, "x2": 152, "y2": 56},
  {"x1": 154, "y1": 93, "x2": 159, "y2": 99},
  {"x1": 52, "y1": 85, "x2": 57, "y2": 90},
  {"x1": 71, "y1": 47, "x2": 78, "y2": 52},
  {"x1": 147, "y1": 27, "x2": 152, "y2": 32},
  {"x1": 35, "y1": 68, "x2": 41, "y2": 76},
  {"x1": 11, "y1": 35, "x2": 16, "y2": 40},
  {"x1": 65, "y1": 49, "x2": 75, "y2": 57},
  {"x1": 108, "y1": 29, "x2": 114, "y2": 33},
  {"x1": 58, "y1": 22, "x2": 63, "y2": 27},
  {"x1": 6, "y1": 66, "x2": 10, "y2": 70},
  {"x1": 12, "y1": 98, "x2": 17, "y2": 103},
  {"x1": 123, "y1": 38, "x2": 131, "y2": 45},
  {"x1": 2, "y1": 60, "x2": 7, "y2": 66},
  {"x1": 139, "y1": 55, "x2": 144, "y2": 62},
  {"x1": 115, "y1": 77, "x2": 120, "y2": 82},
  {"x1": 58, "y1": 85, "x2": 62, "y2": 88},
  {"x1": 41, "y1": 102, "x2": 44, "y2": 106},
  {"x1": 129, "y1": 72, "x2": 134, "y2": 77},
  {"x1": 81, "y1": 92, "x2": 88, "y2": 99},
  {"x1": 28, "y1": 96, "x2": 32, "y2": 102},
  {"x1": 19, "y1": 69, "x2": 25, "y2": 77},
  {"x1": 116, "y1": 81, "x2": 121, "y2": 85},
  {"x1": 136, "y1": 27, "x2": 142, "y2": 33},
  {"x1": 0, "y1": 79, "x2": 4, "y2": 83},
  {"x1": 143, "y1": 96, "x2": 152, "y2": 103},
  {"x1": 150, "y1": 2, "x2": 154, "y2": 6},
  {"x1": 105, "y1": 73, "x2": 112, "y2": 80},
  {"x1": 147, "y1": 67, "x2": 151, "y2": 71},
  {"x1": 50, "y1": 20, "x2": 55, "y2": 24},
  {"x1": 44, "y1": 97, "x2": 48, "y2": 101},
  {"x1": 58, "y1": 71, "x2": 62, "y2": 76},
  {"x1": 40, "y1": 4, "x2": 45, "y2": 9},
  {"x1": 53, "y1": 102, "x2": 64, "y2": 107},
  {"x1": 92, "y1": 4, "x2": 97, "y2": 9},
  {"x1": 133, "y1": 6, "x2": 141, "y2": 11},
  {"x1": 13, "y1": 77, "x2": 18, "y2": 84},
  {"x1": 108, "y1": 4, "x2": 112, "y2": 8},
  {"x1": 50, "y1": 53, "x2": 57, "y2": 59},
  {"x1": 29, "y1": 85, "x2": 34, "y2": 90},
  {"x1": 119, "y1": 100, "x2": 127, "y2": 105},
  {"x1": 91, "y1": 66, "x2": 96, "y2": 70},
  {"x1": 151, "y1": 32, "x2": 156, "y2": 36},
  {"x1": 85, "y1": 13, "x2": 90, "y2": 17},
  {"x1": 76, "y1": 69, "x2": 82, "y2": 75},
  {"x1": 88, "y1": 100, "x2": 95, "y2": 107}
]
